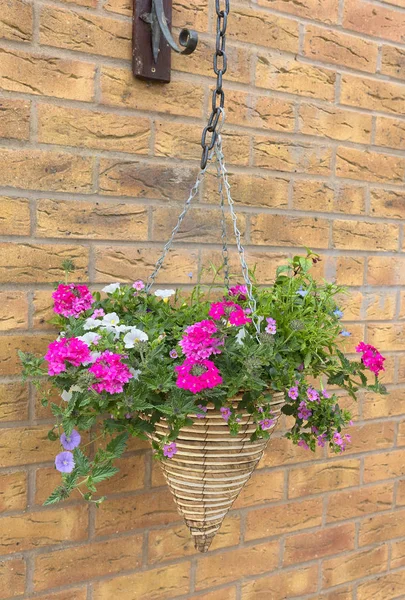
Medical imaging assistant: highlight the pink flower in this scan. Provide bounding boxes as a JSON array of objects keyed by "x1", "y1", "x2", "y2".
[
  {"x1": 133, "y1": 280, "x2": 145, "y2": 291},
  {"x1": 196, "y1": 404, "x2": 208, "y2": 419},
  {"x1": 208, "y1": 301, "x2": 251, "y2": 327},
  {"x1": 259, "y1": 418, "x2": 274, "y2": 430},
  {"x1": 317, "y1": 433, "x2": 327, "y2": 447},
  {"x1": 297, "y1": 439, "x2": 309, "y2": 450},
  {"x1": 44, "y1": 337, "x2": 91, "y2": 376},
  {"x1": 209, "y1": 301, "x2": 234, "y2": 320},
  {"x1": 288, "y1": 386, "x2": 299, "y2": 400},
  {"x1": 265, "y1": 317, "x2": 277, "y2": 335},
  {"x1": 220, "y1": 407, "x2": 232, "y2": 422},
  {"x1": 356, "y1": 342, "x2": 385, "y2": 377},
  {"x1": 229, "y1": 307, "x2": 252, "y2": 326},
  {"x1": 175, "y1": 358, "x2": 222, "y2": 394},
  {"x1": 307, "y1": 387, "x2": 320, "y2": 403},
  {"x1": 52, "y1": 284, "x2": 94, "y2": 318},
  {"x1": 229, "y1": 285, "x2": 247, "y2": 301},
  {"x1": 297, "y1": 401, "x2": 312, "y2": 420},
  {"x1": 92, "y1": 308, "x2": 105, "y2": 318},
  {"x1": 163, "y1": 442, "x2": 177, "y2": 458},
  {"x1": 322, "y1": 389, "x2": 330, "y2": 399},
  {"x1": 179, "y1": 320, "x2": 223, "y2": 360},
  {"x1": 332, "y1": 431, "x2": 351, "y2": 452},
  {"x1": 88, "y1": 351, "x2": 133, "y2": 394}
]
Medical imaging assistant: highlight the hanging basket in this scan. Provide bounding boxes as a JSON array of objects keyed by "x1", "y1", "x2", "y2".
[{"x1": 149, "y1": 392, "x2": 284, "y2": 552}]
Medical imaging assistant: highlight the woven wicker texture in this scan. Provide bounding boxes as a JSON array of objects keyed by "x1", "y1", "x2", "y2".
[{"x1": 151, "y1": 393, "x2": 284, "y2": 552}]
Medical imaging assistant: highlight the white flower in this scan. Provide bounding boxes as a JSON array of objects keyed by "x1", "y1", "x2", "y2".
[
  {"x1": 235, "y1": 328, "x2": 246, "y2": 346},
  {"x1": 78, "y1": 332, "x2": 101, "y2": 345},
  {"x1": 123, "y1": 328, "x2": 149, "y2": 348},
  {"x1": 61, "y1": 389, "x2": 72, "y2": 402},
  {"x1": 129, "y1": 368, "x2": 141, "y2": 380},
  {"x1": 102, "y1": 283, "x2": 120, "y2": 294},
  {"x1": 154, "y1": 289, "x2": 175, "y2": 299},
  {"x1": 114, "y1": 325, "x2": 132, "y2": 334},
  {"x1": 101, "y1": 312, "x2": 120, "y2": 329},
  {"x1": 83, "y1": 318, "x2": 102, "y2": 331}
]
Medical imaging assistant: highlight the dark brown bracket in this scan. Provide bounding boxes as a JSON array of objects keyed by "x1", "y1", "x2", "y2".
[{"x1": 132, "y1": 0, "x2": 198, "y2": 83}]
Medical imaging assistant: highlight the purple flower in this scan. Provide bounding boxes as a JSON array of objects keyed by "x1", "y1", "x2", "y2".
[
  {"x1": 163, "y1": 442, "x2": 177, "y2": 458},
  {"x1": 296, "y1": 288, "x2": 308, "y2": 298},
  {"x1": 55, "y1": 451, "x2": 75, "y2": 473},
  {"x1": 265, "y1": 317, "x2": 277, "y2": 335},
  {"x1": 340, "y1": 330, "x2": 351, "y2": 337},
  {"x1": 297, "y1": 401, "x2": 312, "y2": 420},
  {"x1": 297, "y1": 363, "x2": 304, "y2": 372},
  {"x1": 317, "y1": 433, "x2": 327, "y2": 447},
  {"x1": 196, "y1": 404, "x2": 208, "y2": 419},
  {"x1": 307, "y1": 387, "x2": 320, "y2": 403},
  {"x1": 187, "y1": 272, "x2": 193, "y2": 279},
  {"x1": 60, "y1": 429, "x2": 81, "y2": 451},
  {"x1": 169, "y1": 349, "x2": 178, "y2": 359},
  {"x1": 333, "y1": 309, "x2": 344, "y2": 319},
  {"x1": 322, "y1": 389, "x2": 331, "y2": 399},
  {"x1": 92, "y1": 308, "x2": 105, "y2": 318},
  {"x1": 288, "y1": 386, "x2": 299, "y2": 400},
  {"x1": 311, "y1": 426, "x2": 319, "y2": 434},
  {"x1": 220, "y1": 407, "x2": 232, "y2": 422},
  {"x1": 297, "y1": 439, "x2": 309, "y2": 450},
  {"x1": 259, "y1": 418, "x2": 274, "y2": 431}
]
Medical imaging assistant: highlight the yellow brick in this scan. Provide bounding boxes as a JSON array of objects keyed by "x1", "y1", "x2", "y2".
[
  {"x1": 0, "y1": 292, "x2": 28, "y2": 331},
  {"x1": 0, "y1": 382, "x2": 28, "y2": 422},
  {"x1": 256, "y1": 53, "x2": 336, "y2": 100},
  {"x1": 102, "y1": 0, "x2": 131, "y2": 15},
  {"x1": 288, "y1": 459, "x2": 361, "y2": 498},
  {"x1": 343, "y1": 0, "x2": 405, "y2": 43},
  {"x1": 363, "y1": 290, "x2": 397, "y2": 320},
  {"x1": 0, "y1": 48, "x2": 95, "y2": 101},
  {"x1": 375, "y1": 115, "x2": 405, "y2": 150},
  {"x1": 249, "y1": 94, "x2": 295, "y2": 131},
  {"x1": 322, "y1": 545, "x2": 388, "y2": 588},
  {"x1": 33, "y1": 535, "x2": 143, "y2": 591},
  {"x1": 334, "y1": 256, "x2": 365, "y2": 286},
  {"x1": 336, "y1": 146, "x2": 405, "y2": 183},
  {"x1": 172, "y1": 0, "x2": 209, "y2": 32},
  {"x1": 200, "y1": 249, "x2": 289, "y2": 285},
  {"x1": 0, "y1": 558, "x2": 26, "y2": 599},
  {"x1": 245, "y1": 498, "x2": 323, "y2": 540},
  {"x1": 36, "y1": 199, "x2": 148, "y2": 241},
  {"x1": 95, "y1": 246, "x2": 198, "y2": 284},
  {"x1": 0, "y1": 471, "x2": 27, "y2": 512},
  {"x1": 26, "y1": 587, "x2": 87, "y2": 600},
  {"x1": 326, "y1": 483, "x2": 394, "y2": 522},
  {"x1": 368, "y1": 323, "x2": 405, "y2": 350},
  {"x1": 0, "y1": 197, "x2": 30, "y2": 236},
  {"x1": 242, "y1": 565, "x2": 318, "y2": 599},
  {"x1": 368, "y1": 256, "x2": 405, "y2": 285},
  {"x1": 98, "y1": 159, "x2": 198, "y2": 200},
  {"x1": 333, "y1": 219, "x2": 399, "y2": 251},
  {"x1": 363, "y1": 449, "x2": 405, "y2": 483},
  {"x1": 32, "y1": 291, "x2": 55, "y2": 331},
  {"x1": 284, "y1": 523, "x2": 355, "y2": 565},
  {"x1": 172, "y1": 40, "x2": 249, "y2": 83},
  {"x1": 101, "y1": 66, "x2": 203, "y2": 117},
  {"x1": 203, "y1": 172, "x2": 289, "y2": 209},
  {"x1": 40, "y1": 6, "x2": 131, "y2": 59},
  {"x1": 0, "y1": 506, "x2": 88, "y2": 554},
  {"x1": 0, "y1": 334, "x2": 53, "y2": 376},
  {"x1": 298, "y1": 103, "x2": 372, "y2": 143},
  {"x1": 0, "y1": 0, "x2": 32, "y2": 41},
  {"x1": 230, "y1": 8, "x2": 299, "y2": 53},
  {"x1": 233, "y1": 468, "x2": 284, "y2": 508},
  {"x1": 250, "y1": 214, "x2": 329, "y2": 248},
  {"x1": 381, "y1": 45, "x2": 405, "y2": 80},
  {"x1": 0, "y1": 149, "x2": 94, "y2": 193},
  {"x1": 357, "y1": 570, "x2": 405, "y2": 600},
  {"x1": 0, "y1": 243, "x2": 88, "y2": 283},
  {"x1": 370, "y1": 189, "x2": 405, "y2": 219},
  {"x1": 37, "y1": 104, "x2": 150, "y2": 154},
  {"x1": 341, "y1": 73, "x2": 405, "y2": 116},
  {"x1": 93, "y1": 562, "x2": 190, "y2": 600},
  {"x1": 257, "y1": 0, "x2": 339, "y2": 23},
  {"x1": 148, "y1": 515, "x2": 240, "y2": 564},
  {"x1": 254, "y1": 137, "x2": 332, "y2": 174},
  {"x1": 304, "y1": 25, "x2": 378, "y2": 72},
  {"x1": 0, "y1": 99, "x2": 30, "y2": 140},
  {"x1": 359, "y1": 508, "x2": 405, "y2": 546}
]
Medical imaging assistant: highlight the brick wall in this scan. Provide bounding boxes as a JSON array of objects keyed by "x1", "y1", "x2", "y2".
[{"x1": 0, "y1": 0, "x2": 405, "y2": 597}]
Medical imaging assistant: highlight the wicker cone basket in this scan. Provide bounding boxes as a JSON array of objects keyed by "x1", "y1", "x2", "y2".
[{"x1": 150, "y1": 392, "x2": 284, "y2": 552}]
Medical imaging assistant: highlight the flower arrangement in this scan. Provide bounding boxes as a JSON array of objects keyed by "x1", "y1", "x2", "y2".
[{"x1": 20, "y1": 251, "x2": 387, "y2": 505}]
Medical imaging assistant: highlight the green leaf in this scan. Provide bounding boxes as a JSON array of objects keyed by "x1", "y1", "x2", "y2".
[
  {"x1": 304, "y1": 351, "x2": 312, "y2": 368},
  {"x1": 281, "y1": 404, "x2": 295, "y2": 416},
  {"x1": 73, "y1": 448, "x2": 90, "y2": 476},
  {"x1": 106, "y1": 432, "x2": 128, "y2": 459},
  {"x1": 43, "y1": 486, "x2": 64, "y2": 505},
  {"x1": 47, "y1": 429, "x2": 58, "y2": 442},
  {"x1": 90, "y1": 465, "x2": 119, "y2": 484},
  {"x1": 50, "y1": 403, "x2": 63, "y2": 417}
]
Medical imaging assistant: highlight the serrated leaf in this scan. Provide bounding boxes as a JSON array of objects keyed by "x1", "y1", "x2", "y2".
[
  {"x1": 106, "y1": 432, "x2": 128, "y2": 459},
  {"x1": 43, "y1": 487, "x2": 64, "y2": 506},
  {"x1": 73, "y1": 448, "x2": 90, "y2": 476},
  {"x1": 90, "y1": 465, "x2": 119, "y2": 484}
]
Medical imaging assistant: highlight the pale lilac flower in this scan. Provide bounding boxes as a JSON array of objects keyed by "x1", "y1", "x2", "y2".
[
  {"x1": 288, "y1": 386, "x2": 299, "y2": 400},
  {"x1": 298, "y1": 401, "x2": 312, "y2": 420},
  {"x1": 259, "y1": 418, "x2": 274, "y2": 430},
  {"x1": 317, "y1": 433, "x2": 327, "y2": 447},
  {"x1": 220, "y1": 407, "x2": 232, "y2": 422},
  {"x1": 163, "y1": 442, "x2": 177, "y2": 458},
  {"x1": 333, "y1": 309, "x2": 344, "y2": 319},
  {"x1": 340, "y1": 330, "x2": 351, "y2": 337},
  {"x1": 322, "y1": 389, "x2": 331, "y2": 399},
  {"x1": 307, "y1": 387, "x2": 320, "y2": 403},
  {"x1": 296, "y1": 288, "x2": 308, "y2": 297},
  {"x1": 55, "y1": 451, "x2": 75, "y2": 473},
  {"x1": 60, "y1": 429, "x2": 81, "y2": 451},
  {"x1": 196, "y1": 404, "x2": 208, "y2": 419},
  {"x1": 92, "y1": 309, "x2": 105, "y2": 318},
  {"x1": 169, "y1": 349, "x2": 178, "y2": 359},
  {"x1": 297, "y1": 439, "x2": 309, "y2": 450},
  {"x1": 265, "y1": 317, "x2": 277, "y2": 335},
  {"x1": 132, "y1": 280, "x2": 145, "y2": 291}
]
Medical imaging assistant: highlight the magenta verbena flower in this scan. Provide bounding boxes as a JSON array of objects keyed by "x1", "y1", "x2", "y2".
[
  {"x1": 288, "y1": 386, "x2": 299, "y2": 400},
  {"x1": 356, "y1": 342, "x2": 385, "y2": 377},
  {"x1": 259, "y1": 418, "x2": 274, "y2": 430},
  {"x1": 229, "y1": 306, "x2": 252, "y2": 327},
  {"x1": 208, "y1": 301, "x2": 252, "y2": 327},
  {"x1": 44, "y1": 337, "x2": 91, "y2": 376},
  {"x1": 163, "y1": 442, "x2": 177, "y2": 458},
  {"x1": 306, "y1": 387, "x2": 320, "y2": 403},
  {"x1": 229, "y1": 285, "x2": 247, "y2": 301},
  {"x1": 60, "y1": 429, "x2": 81, "y2": 451},
  {"x1": 175, "y1": 358, "x2": 222, "y2": 394},
  {"x1": 55, "y1": 451, "x2": 75, "y2": 473},
  {"x1": 52, "y1": 284, "x2": 94, "y2": 318},
  {"x1": 265, "y1": 317, "x2": 277, "y2": 335},
  {"x1": 297, "y1": 401, "x2": 312, "y2": 420},
  {"x1": 89, "y1": 350, "x2": 133, "y2": 394},
  {"x1": 179, "y1": 320, "x2": 223, "y2": 360},
  {"x1": 220, "y1": 406, "x2": 232, "y2": 422}
]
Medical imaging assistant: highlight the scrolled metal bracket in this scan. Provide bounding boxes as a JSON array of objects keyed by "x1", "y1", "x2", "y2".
[{"x1": 133, "y1": 0, "x2": 198, "y2": 83}]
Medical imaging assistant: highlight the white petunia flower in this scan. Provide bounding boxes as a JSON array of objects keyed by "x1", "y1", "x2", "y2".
[
  {"x1": 102, "y1": 283, "x2": 121, "y2": 294},
  {"x1": 123, "y1": 328, "x2": 149, "y2": 348},
  {"x1": 101, "y1": 312, "x2": 120, "y2": 329},
  {"x1": 78, "y1": 332, "x2": 101, "y2": 345},
  {"x1": 61, "y1": 389, "x2": 72, "y2": 402},
  {"x1": 83, "y1": 318, "x2": 102, "y2": 331},
  {"x1": 129, "y1": 368, "x2": 142, "y2": 380},
  {"x1": 154, "y1": 289, "x2": 175, "y2": 299}
]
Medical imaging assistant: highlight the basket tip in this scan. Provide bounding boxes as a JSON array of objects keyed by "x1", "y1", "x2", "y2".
[{"x1": 194, "y1": 534, "x2": 215, "y2": 553}]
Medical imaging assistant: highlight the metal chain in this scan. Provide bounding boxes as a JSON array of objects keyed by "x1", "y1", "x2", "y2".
[
  {"x1": 216, "y1": 155, "x2": 230, "y2": 289},
  {"x1": 200, "y1": 0, "x2": 229, "y2": 170},
  {"x1": 214, "y1": 135, "x2": 261, "y2": 336}
]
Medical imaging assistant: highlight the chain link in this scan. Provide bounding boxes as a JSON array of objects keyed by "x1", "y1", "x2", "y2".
[{"x1": 200, "y1": 0, "x2": 229, "y2": 169}]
